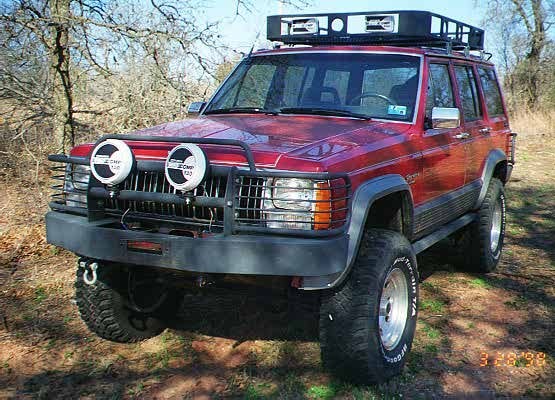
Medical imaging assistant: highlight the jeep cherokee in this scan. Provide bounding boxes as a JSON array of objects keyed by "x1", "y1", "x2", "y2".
[{"x1": 46, "y1": 11, "x2": 517, "y2": 383}]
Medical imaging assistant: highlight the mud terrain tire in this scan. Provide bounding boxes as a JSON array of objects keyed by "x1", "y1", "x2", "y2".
[
  {"x1": 462, "y1": 178, "x2": 506, "y2": 273},
  {"x1": 319, "y1": 229, "x2": 419, "y2": 384},
  {"x1": 75, "y1": 263, "x2": 175, "y2": 343}
]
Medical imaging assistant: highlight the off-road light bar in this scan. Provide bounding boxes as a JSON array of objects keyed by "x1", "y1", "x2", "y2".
[{"x1": 267, "y1": 10, "x2": 484, "y2": 51}]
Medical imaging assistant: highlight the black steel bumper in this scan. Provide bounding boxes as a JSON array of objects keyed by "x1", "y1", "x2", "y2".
[{"x1": 46, "y1": 211, "x2": 348, "y2": 277}]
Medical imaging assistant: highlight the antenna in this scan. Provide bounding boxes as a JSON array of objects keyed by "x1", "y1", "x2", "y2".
[{"x1": 247, "y1": 31, "x2": 262, "y2": 58}]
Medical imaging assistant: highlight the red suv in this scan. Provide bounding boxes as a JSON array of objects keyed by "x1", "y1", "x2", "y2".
[{"x1": 47, "y1": 11, "x2": 516, "y2": 383}]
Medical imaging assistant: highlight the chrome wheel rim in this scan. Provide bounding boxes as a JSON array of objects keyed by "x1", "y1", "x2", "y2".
[
  {"x1": 490, "y1": 198, "x2": 503, "y2": 253},
  {"x1": 379, "y1": 268, "x2": 409, "y2": 351}
]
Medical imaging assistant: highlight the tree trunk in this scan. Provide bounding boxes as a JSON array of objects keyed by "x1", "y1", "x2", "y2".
[
  {"x1": 522, "y1": 0, "x2": 546, "y2": 107},
  {"x1": 50, "y1": 0, "x2": 74, "y2": 152}
]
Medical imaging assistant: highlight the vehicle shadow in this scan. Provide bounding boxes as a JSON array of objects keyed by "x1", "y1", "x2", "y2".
[{"x1": 167, "y1": 289, "x2": 320, "y2": 342}]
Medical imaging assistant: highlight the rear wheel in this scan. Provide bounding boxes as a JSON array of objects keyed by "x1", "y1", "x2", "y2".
[
  {"x1": 75, "y1": 262, "x2": 180, "y2": 343},
  {"x1": 319, "y1": 229, "x2": 419, "y2": 383},
  {"x1": 458, "y1": 178, "x2": 506, "y2": 273}
]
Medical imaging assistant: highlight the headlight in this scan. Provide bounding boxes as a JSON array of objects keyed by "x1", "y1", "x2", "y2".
[
  {"x1": 70, "y1": 164, "x2": 90, "y2": 191},
  {"x1": 271, "y1": 178, "x2": 314, "y2": 210},
  {"x1": 64, "y1": 164, "x2": 90, "y2": 208},
  {"x1": 263, "y1": 178, "x2": 331, "y2": 230}
]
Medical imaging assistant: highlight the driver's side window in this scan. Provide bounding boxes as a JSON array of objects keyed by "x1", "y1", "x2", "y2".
[{"x1": 425, "y1": 63, "x2": 455, "y2": 125}]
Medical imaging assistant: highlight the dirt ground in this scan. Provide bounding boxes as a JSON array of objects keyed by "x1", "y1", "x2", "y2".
[{"x1": 0, "y1": 134, "x2": 554, "y2": 399}]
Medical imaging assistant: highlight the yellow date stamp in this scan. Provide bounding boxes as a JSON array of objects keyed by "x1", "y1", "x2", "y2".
[{"x1": 480, "y1": 351, "x2": 547, "y2": 368}]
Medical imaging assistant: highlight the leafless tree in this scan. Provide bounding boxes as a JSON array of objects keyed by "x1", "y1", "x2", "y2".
[
  {"x1": 1, "y1": 0, "x2": 311, "y2": 156},
  {"x1": 1, "y1": 0, "x2": 228, "y2": 152},
  {"x1": 479, "y1": 0, "x2": 554, "y2": 109}
]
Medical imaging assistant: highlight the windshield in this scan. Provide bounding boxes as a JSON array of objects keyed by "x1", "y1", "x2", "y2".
[{"x1": 205, "y1": 53, "x2": 421, "y2": 122}]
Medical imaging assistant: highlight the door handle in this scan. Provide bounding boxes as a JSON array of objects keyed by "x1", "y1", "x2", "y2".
[
  {"x1": 453, "y1": 132, "x2": 471, "y2": 140},
  {"x1": 479, "y1": 127, "x2": 491, "y2": 134}
]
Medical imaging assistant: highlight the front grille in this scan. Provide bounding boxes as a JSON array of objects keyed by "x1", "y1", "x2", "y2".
[
  {"x1": 48, "y1": 149, "x2": 351, "y2": 237},
  {"x1": 105, "y1": 171, "x2": 265, "y2": 229}
]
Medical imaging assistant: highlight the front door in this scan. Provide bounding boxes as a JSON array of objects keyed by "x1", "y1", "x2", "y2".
[
  {"x1": 420, "y1": 61, "x2": 466, "y2": 201},
  {"x1": 416, "y1": 61, "x2": 467, "y2": 235}
]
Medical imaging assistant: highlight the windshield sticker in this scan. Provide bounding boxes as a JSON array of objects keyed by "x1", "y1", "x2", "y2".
[{"x1": 388, "y1": 105, "x2": 407, "y2": 116}]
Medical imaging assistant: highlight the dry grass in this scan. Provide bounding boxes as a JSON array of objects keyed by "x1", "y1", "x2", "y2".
[{"x1": 510, "y1": 110, "x2": 555, "y2": 138}]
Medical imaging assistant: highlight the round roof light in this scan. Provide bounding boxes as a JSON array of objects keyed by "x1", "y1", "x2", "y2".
[
  {"x1": 90, "y1": 139, "x2": 134, "y2": 185},
  {"x1": 165, "y1": 144, "x2": 208, "y2": 192},
  {"x1": 331, "y1": 18, "x2": 344, "y2": 32}
]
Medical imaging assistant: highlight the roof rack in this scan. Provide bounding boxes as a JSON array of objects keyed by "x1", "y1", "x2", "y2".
[{"x1": 267, "y1": 10, "x2": 484, "y2": 51}]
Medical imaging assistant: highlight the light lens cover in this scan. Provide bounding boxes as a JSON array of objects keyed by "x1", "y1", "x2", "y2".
[
  {"x1": 262, "y1": 178, "x2": 333, "y2": 231},
  {"x1": 365, "y1": 15, "x2": 395, "y2": 32},
  {"x1": 314, "y1": 182, "x2": 332, "y2": 230},
  {"x1": 165, "y1": 143, "x2": 208, "y2": 192},
  {"x1": 283, "y1": 17, "x2": 319, "y2": 35},
  {"x1": 90, "y1": 139, "x2": 134, "y2": 185},
  {"x1": 271, "y1": 178, "x2": 314, "y2": 210},
  {"x1": 71, "y1": 164, "x2": 90, "y2": 191},
  {"x1": 264, "y1": 210, "x2": 312, "y2": 230},
  {"x1": 64, "y1": 164, "x2": 88, "y2": 208}
]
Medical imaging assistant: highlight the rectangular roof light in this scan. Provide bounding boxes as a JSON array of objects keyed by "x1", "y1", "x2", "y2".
[
  {"x1": 365, "y1": 15, "x2": 396, "y2": 33},
  {"x1": 288, "y1": 17, "x2": 319, "y2": 35}
]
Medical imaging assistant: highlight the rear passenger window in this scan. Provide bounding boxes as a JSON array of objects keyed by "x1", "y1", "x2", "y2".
[
  {"x1": 478, "y1": 67, "x2": 505, "y2": 116},
  {"x1": 454, "y1": 65, "x2": 482, "y2": 121},
  {"x1": 425, "y1": 63, "x2": 455, "y2": 121}
]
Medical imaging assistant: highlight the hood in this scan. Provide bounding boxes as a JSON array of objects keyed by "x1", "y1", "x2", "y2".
[
  {"x1": 73, "y1": 114, "x2": 411, "y2": 170},
  {"x1": 129, "y1": 114, "x2": 411, "y2": 168}
]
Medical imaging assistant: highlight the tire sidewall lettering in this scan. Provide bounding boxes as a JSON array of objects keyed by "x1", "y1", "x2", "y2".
[
  {"x1": 491, "y1": 190, "x2": 506, "y2": 260},
  {"x1": 379, "y1": 256, "x2": 418, "y2": 365}
]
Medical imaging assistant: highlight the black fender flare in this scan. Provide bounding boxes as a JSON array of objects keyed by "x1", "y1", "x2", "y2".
[
  {"x1": 301, "y1": 174, "x2": 413, "y2": 290},
  {"x1": 474, "y1": 149, "x2": 507, "y2": 210}
]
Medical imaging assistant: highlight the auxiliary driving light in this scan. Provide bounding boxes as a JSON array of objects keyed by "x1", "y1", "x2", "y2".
[
  {"x1": 90, "y1": 139, "x2": 134, "y2": 185},
  {"x1": 165, "y1": 143, "x2": 208, "y2": 192}
]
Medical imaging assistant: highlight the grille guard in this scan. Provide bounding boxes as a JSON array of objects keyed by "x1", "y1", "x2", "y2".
[{"x1": 48, "y1": 135, "x2": 352, "y2": 238}]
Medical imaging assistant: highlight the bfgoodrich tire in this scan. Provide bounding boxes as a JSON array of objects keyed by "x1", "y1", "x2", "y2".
[
  {"x1": 75, "y1": 262, "x2": 178, "y2": 343},
  {"x1": 462, "y1": 178, "x2": 506, "y2": 273},
  {"x1": 319, "y1": 229, "x2": 419, "y2": 384}
]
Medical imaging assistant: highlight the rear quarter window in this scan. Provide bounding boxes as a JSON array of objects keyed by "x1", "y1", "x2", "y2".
[
  {"x1": 478, "y1": 67, "x2": 505, "y2": 117},
  {"x1": 454, "y1": 65, "x2": 483, "y2": 122}
]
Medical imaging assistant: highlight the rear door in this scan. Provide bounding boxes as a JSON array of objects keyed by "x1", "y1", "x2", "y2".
[
  {"x1": 476, "y1": 66, "x2": 512, "y2": 158},
  {"x1": 453, "y1": 64, "x2": 490, "y2": 184}
]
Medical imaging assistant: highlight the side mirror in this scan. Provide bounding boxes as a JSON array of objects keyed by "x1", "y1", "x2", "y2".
[
  {"x1": 431, "y1": 107, "x2": 460, "y2": 129},
  {"x1": 187, "y1": 101, "x2": 206, "y2": 117}
]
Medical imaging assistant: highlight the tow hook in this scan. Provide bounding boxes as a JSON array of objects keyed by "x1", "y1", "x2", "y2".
[
  {"x1": 195, "y1": 274, "x2": 214, "y2": 288},
  {"x1": 81, "y1": 261, "x2": 99, "y2": 286}
]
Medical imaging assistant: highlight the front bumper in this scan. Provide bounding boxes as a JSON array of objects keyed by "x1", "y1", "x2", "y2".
[{"x1": 46, "y1": 211, "x2": 348, "y2": 277}]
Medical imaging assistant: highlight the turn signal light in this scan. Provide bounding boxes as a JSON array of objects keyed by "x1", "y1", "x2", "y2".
[{"x1": 314, "y1": 182, "x2": 332, "y2": 230}]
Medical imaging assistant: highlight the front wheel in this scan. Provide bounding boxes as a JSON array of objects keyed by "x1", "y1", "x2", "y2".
[
  {"x1": 319, "y1": 229, "x2": 419, "y2": 384},
  {"x1": 75, "y1": 262, "x2": 180, "y2": 343}
]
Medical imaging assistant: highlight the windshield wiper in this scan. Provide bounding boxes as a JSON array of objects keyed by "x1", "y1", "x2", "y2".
[
  {"x1": 204, "y1": 107, "x2": 278, "y2": 115},
  {"x1": 279, "y1": 107, "x2": 372, "y2": 120}
]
